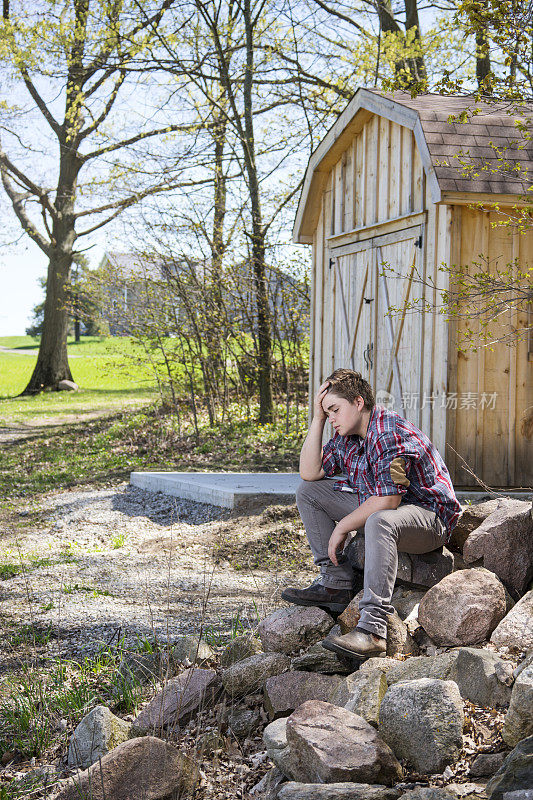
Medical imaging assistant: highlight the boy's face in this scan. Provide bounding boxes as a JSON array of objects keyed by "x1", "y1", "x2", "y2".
[{"x1": 322, "y1": 391, "x2": 366, "y2": 437}]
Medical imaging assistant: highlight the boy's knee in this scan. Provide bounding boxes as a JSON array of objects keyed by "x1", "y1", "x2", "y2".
[{"x1": 364, "y1": 508, "x2": 397, "y2": 535}]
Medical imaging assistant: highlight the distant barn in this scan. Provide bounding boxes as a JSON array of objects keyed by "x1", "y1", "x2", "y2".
[{"x1": 294, "y1": 90, "x2": 532, "y2": 488}]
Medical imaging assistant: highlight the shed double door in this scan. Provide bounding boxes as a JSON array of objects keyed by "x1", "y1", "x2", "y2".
[{"x1": 332, "y1": 225, "x2": 426, "y2": 427}]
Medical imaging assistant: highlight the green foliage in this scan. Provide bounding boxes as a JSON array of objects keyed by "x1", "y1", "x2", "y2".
[{"x1": 0, "y1": 645, "x2": 143, "y2": 761}]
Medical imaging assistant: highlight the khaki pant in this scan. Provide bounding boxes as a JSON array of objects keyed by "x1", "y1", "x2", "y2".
[{"x1": 295, "y1": 479, "x2": 447, "y2": 638}]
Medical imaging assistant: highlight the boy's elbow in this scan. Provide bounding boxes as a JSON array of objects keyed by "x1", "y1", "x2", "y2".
[{"x1": 299, "y1": 469, "x2": 324, "y2": 481}]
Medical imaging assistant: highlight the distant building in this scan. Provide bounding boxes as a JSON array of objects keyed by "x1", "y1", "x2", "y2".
[{"x1": 98, "y1": 251, "x2": 309, "y2": 336}]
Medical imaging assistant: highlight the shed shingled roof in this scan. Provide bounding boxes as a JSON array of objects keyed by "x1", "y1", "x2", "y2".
[{"x1": 372, "y1": 91, "x2": 533, "y2": 195}]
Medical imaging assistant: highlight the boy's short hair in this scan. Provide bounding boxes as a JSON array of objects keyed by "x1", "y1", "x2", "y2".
[{"x1": 324, "y1": 368, "x2": 375, "y2": 410}]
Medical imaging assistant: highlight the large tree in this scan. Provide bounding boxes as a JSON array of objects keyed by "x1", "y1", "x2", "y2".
[{"x1": 0, "y1": 0, "x2": 204, "y2": 394}]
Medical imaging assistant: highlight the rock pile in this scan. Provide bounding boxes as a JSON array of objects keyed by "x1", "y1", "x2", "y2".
[{"x1": 56, "y1": 498, "x2": 532, "y2": 800}]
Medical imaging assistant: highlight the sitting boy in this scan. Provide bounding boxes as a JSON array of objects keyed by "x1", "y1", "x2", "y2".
[{"x1": 282, "y1": 368, "x2": 461, "y2": 659}]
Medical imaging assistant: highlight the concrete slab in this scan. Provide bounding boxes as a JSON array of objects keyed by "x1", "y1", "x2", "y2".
[
  {"x1": 130, "y1": 471, "x2": 532, "y2": 510},
  {"x1": 129, "y1": 471, "x2": 301, "y2": 509}
]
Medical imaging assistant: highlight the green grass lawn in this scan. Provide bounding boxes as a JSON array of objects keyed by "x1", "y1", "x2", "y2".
[
  {"x1": 0, "y1": 334, "x2": 306, "y2": 498},
  {"x1": 0, "y1": 336, "x2": 157, "y2": 422}
]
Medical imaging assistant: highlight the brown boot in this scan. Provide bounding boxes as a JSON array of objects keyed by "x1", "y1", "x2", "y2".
[
  {"x1": 281, "y1": 580, "x2": 353, "y2": 614},
  {"x1": 322, "y1": 627, "x2": 387, "y2": 659}
]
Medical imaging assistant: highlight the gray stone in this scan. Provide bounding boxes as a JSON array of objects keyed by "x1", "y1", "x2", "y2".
[
  {"x1": 462, "y1": 499, "x2": 533, "y2": 596},
  {"x1": 227, "y1": 707, "x2": 261, "y2": 738},
  {"x1": 400, "y1": 791, "x2": 459, "y2": 800},
  {"x1": 503, "y1": 664, "x2": 533, "y2": 747},
  {"x1": 222, "y1": 653, "x2": 290, "y2": 697},
  {"x1": 386, "y1": 611, "x2": 419, "y2": 657},
  {"x1": 469, "y1": 752, "x2": 507, "y2": 777},
  {"x1": 329, "y1": 670, "x2": 388, "y2": 728},
  {"x1": 359, "y1": 657, "x2": 399, "y2": 676},
  {"x1": 486, "y1": 736, "x2": 533, "y2": 799},
  {"x1": 58, "y1": 379, "x2": 79, "y2": 391},
  {"x1": 292, "y1": 642, "x2": 352, "y2": 674},
  {"x1": 491, "y1": 591, "x2": 533, "y2": 651},
  {"x1": 410, "y1": 547, "x2": 455, "y2": 589},
  {"x1": 220, "y1": 635, "x2": 262, "y2": 667},
  {"x1": 118, "y1": 651, "x2": 160, "y2": 684},
  {"x1": 385, "y1": 648, "x2": 512, "y2": 707},
  {"x1": 378, "y1": 678, "x2": 464, "y2": 774},
  {"x1": 450, "y1": 647, "x2": 513, "y2": 707},
  {"x1": 452, "y1": 500, "x2": 502, "y2": 551},
  {"x1": 168, "y1": 635, "x2": 213, "y2": 665},
  {"x1": 502, "y1": 793, "x2": 533, "y2": 800},
  {"x1": 272, "y1": 744, "x2": 308, "y2": 782},
  {"x1": 515, "y1": 650, "x2": 533, "y2": 679},
  {"x1": 250, "y1": 766, "x2": 286, "y2": 798},
  {"x1": 264, "y1": 671, "x2": 342, "y2": 720},
  {"x1": 385, "y1": 651, "x2": 459, "y2": 686},
  {"x1": 67, "y1": 705, "x2": 131, "y2": 769},
  {"x1": 391, "y1": 587, "x2": 426, "y2": 620},
  {"x1": 132, "y1": 668, "x2": 220, "y2": 733},
  {"x1": 56, "y1": 736, "x2": 198, "y2": 800},
  {"x1": 285, "y1": 700, "x2": 402, "y2": 785},
  {"x1": 276, "y1": 782, "x2": 401, "y2": 800},
  {"x1": 418, "y1": 568, "x2": 507, "y2": 646},
  {"x1": 264, "y1": 717, "x2": 289, "y2": 752},
  {"x1": 258, "y1": 606, "x2": 335, "y2": 654}
]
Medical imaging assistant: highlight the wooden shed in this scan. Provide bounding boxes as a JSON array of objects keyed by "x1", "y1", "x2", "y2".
[{"x1": 294, "y1": 90, "x2": 532, "y2": 488}]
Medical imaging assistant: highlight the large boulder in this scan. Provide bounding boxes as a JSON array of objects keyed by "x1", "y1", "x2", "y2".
[
  {"x1": 400, "y1": 791, "x2": 459, "y2": 800},
  {"x1": 276, "y1": 783, "x2": 401, "y2": 800},
  {"x1": 263, "y1": 716, "x2": 306, "y2": 782},
  {"x1": 220, "y1": 634, "x2": 262, "y2": 667},
  {"x1": 264, "y1": 671, "x2": 342, "y2": 719},
  {"x1": 418, "y1": 568, "x2": 507, "y2": 646},
  {"x1": 385, "y1": 652, "x2": 458, "y2": 685},
  {"x1": 385, "y1": 648, "x2": 512, "y2": 707},
  {"x1": 486, "y1": 736, "x2": 533, "y2": 800},
  {"x1": 55, "y1": 736, "x2": 198, "y2": 800},
  {"x1": 502, "y1": 664, "x2": 533, "y2": 747},
  {"x1": 67, "y1": 705, "x2": 131, "y2": 769},
  {"x1": 390, "y1": 587, "x2": 426, "y2": 620},
  {"x1": 378, "y1": 678, "x2": 464, "y2": 774},
  {"x1": 329, "y1": 669, "x2": 388, "y2": 728},
  {"x1": 221, "y1": 652, "x2": 290, "y2": 697},
  {"x1": 118, "y1": 651, "x2": 160, "y2": 685},
  {"x1": 168, "y1": 635, "x2": 213, "y2": 666},
  {"x1": 449, "y1": 647, "x2": 513, "y2": 708},
  {"x1": 258, "y1": 606, "x2": 335, "y2": 654},
  {"x1": 451, "y1": 500, "x2": 501, "y2": 551},
  {"x1": 292, "y1": 642, "x2": 352, "y2": 674},
  {"x1": 285, "y1": 700, "x2": 402, "y2": 785},
  {"x1": 132, "y1": 668, "x2": 220, "y2": 733},
  {"x1": 462, "y1": 499, "x2": 533, "y2": 596},
  {"x1": 491, "y1": 590, "x2": 533, "y2": 651}
]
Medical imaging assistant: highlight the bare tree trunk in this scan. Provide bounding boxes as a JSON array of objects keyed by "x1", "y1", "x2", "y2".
[
  {"x1": 375, "y1": 0, "x2": 427, "y2": 87},
  {"x1": 243, "y1": 0, "x2": 273, "y2": 423},
  {"x1": 404, "y1": 0, "x2": 427, "y2": 84},
  {"x1": 21, "y1": 156, "x2": 80, "y2": 393}
]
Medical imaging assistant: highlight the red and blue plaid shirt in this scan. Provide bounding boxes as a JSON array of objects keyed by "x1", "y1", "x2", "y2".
[{"x1": 322, "y1": 405, "x2": 461, "y2": 534}]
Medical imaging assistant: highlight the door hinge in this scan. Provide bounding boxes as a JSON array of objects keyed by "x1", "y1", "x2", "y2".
[{"x1": 415, "y1": 235, "x2": 423, "y2": 249}]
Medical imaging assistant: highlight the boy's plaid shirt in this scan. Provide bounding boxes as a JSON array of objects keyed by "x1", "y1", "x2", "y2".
[{"x1": 322, "y1": 405, "x2": 461, "y2": 534}]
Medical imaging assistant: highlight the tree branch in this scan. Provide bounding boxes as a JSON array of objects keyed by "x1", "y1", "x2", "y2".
[
  {"x1": 80, "y1": 121, "x2": 203, "y2": 162},
  {"x1": 0, "y1": 167, "x2": 51, "y2": 256},
  {"x1": 19, "y1": 68, "x2": 61, "y2": 136}
]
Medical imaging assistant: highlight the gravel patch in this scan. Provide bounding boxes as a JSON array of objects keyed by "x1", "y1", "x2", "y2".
[{"x1": 1, "y1": 484, "x2": 310, "y2": 661}]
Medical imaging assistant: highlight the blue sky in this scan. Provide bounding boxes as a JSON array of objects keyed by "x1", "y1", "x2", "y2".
[{"x1": 0, "y1": 237, "x2": 105, "y2": 336}]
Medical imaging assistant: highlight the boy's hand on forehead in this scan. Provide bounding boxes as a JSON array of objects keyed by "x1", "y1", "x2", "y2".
[{"x1": 313, "y1": 381, "x2": 330, "y2": 422}]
